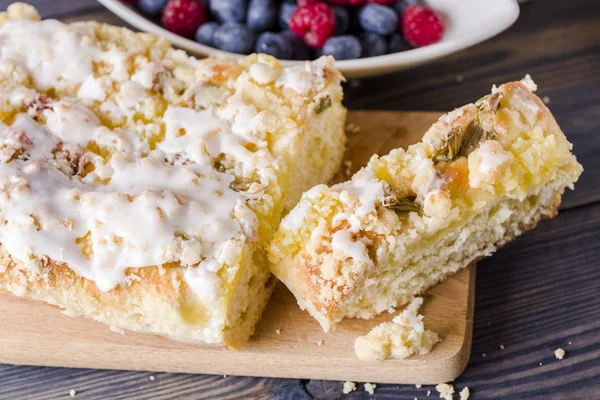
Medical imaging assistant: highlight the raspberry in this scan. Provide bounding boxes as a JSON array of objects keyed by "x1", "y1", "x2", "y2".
[
  {"x1": 289, "y1": 3, "x2": 336, "y2": 49},
  {"x1": 297, "y1": 0, "x2": 318, "y2": 6},
  {"x1": 401, "y1": 5, "x2": 444, "y2": 48},
  {"x1": 365, "y1": 0, "x2": 396, "y2": 4},
  {"x1": 161, "y1": 0, "x2": 207, "y2": 38},
  {"x1": 325, "y1": 0, "x2": 365, "y2": 6}
]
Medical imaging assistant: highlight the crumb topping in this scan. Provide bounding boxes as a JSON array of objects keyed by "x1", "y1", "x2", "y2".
[{"x1": 0, "y1": 13, "x2": 335, "y2": 297}]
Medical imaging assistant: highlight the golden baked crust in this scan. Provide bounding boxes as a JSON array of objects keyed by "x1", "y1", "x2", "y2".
[
  {"x1": 269, "y1": 79, "x2": 583, "y2": 331},
  {"x1": 0, "y1": 3, "x2": 346, "y2": 347}
]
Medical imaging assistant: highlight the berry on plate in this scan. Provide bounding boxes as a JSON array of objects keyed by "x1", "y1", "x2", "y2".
[
  {"x1": 359, "y1": 4, "x2": 398, "y2": 36},
  {"x1": 281, "y1": 30, "x2": 311, "y2": 60},
  {"x1": 331, "y1": 6, "x2": 350, "y2": 36},
  {"x1": 326, "y1": 0, "x2": 365, "y2": 5},
  {"x1": 359, "y1": 32, "x2": 387, "y2": 57},
  {"x1": 401, "y1": 5, "x2": 444, "y2": 47},
  {"x1": 279, "y1": 1, "x2": 297, "y2": 30},
  {"x1": 392, "y1": 0, "x2": 419, "y2": 14},
  {"x1": 214, "y1": 22, "x2": 256, "y2": 54},
  {"x1": 289, "y1": 3, "x2": 336, "y2": 49},
  {"x1": 195, "y1": 21, "x2": 219, "y2": 46},
  {"x1": 365, "y1": 0, "x2": 396, "y2": 4},
  {"x1": 162, "y1": 0, "x2": 207, "y2": 38},
  {"x1": 322, "y1": 35, "x2": 362, "y2": 60},
  {"x1": 139, "y1": 0, "x2": 167, "y2": 16},
  {"x1": 210, "y1": 0, "x2": 248, "y2": 23},
  {"x1": 388, "y1": 32, "x2": 410, "y2": 53},
  {"x1": 255, "y1": 32, "x2": 294, "y2": 59},
  {"x1": 247, "y1": 0, "x2": 277, "y2": 32}
]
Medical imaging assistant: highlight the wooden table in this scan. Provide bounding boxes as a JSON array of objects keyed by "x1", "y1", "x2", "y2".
[{"x1": 0, "y1": 0, "x2": 598, "y2": 398}]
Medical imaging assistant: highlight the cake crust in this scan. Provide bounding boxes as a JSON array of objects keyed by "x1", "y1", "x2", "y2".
[
  {"x1": 0, "y1": 3, "x2": 346, "y2": 347},
  {"x1": 269, "y1": 79, "x2": 583, "y2": 331}
]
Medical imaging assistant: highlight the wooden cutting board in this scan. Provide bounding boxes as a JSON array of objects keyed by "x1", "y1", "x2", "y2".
[{"x1": 0, "y1": 111, "x2": 475, "y2": 385}]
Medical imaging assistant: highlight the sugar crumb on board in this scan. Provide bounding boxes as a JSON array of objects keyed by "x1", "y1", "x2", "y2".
[
  {"x1": 435, "y1": 383, "x2": 454, "y2": 400},
  {"x1": 345, "y1": 123, "x2": 361, "y2": 134},
  {"x1": 460, "y1": 387, "x2": 471, "y2": 400},
  {"x1": 317, "y1": 339, "x2": 324, "y2": 346},
  {"x1": 149, "y1": 375, "x2": 155, "y2": 381},
  {"x1": 364, "y1": 382, "x2": 377, "y2": 395},
  {"x1": 69, "y1": 389, "x2": 77, "y2": 397},
  {"x1": 554, "y1": 348, "x2": 566, "y2": 360},
  {"x1": 275, "y1": 329, "x2": 281, "y2": 335},
  {"x1": 343, "y1": 381, "x2": 356, "y2": 394}
]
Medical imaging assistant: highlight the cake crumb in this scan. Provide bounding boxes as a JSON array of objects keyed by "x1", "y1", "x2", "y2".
[
  {"x1": 364, "y1": 383, "x2": 377, "y2": 395},
  {"x1": 275, "y1": 329, "x2": 281, "y2": 335},
  {"x1": 542, "y1": 96, "x2": 551, "y2": 104},
  {"x1": 354, "y1": 297, "x2": 440, "y2": 361},
  {"x1": 416, "y1": 384, "x2": 422, "y2": 388},
  {"x1": 500, "y1": 344, "x2": 505, "y2": 350},
  {"x1": 149, "y1": 375, "x2": 155, "y2": 381},
  {"x1": 69, "y1": 389, "x2": 77, "y2": 397},
  {"x1": 460, "y1": 387, "x2": 470, "y2": 400},
  {"x1": 317, "y1": 339, "x2": 324, "y2": 346},
  {"x1": 343, "y1": 381, "x2": 356, "y2": 394},
  {"x1": 456, "y1": 74, "x2": 464, "y2": 82},
  {"x1": 435, "y1": 383, "x2": 454, "y2": 400},
  {"x1": 345, "y1": 123, "x2": 361, "y2": 134},
  {"x1": 554, "y1": 348, "x2": 565, "y2": 360},
  {"x1": 109, "y1": 325, "x2": 125, "y2": 335}
]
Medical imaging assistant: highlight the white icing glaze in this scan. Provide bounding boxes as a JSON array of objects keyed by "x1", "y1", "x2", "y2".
[
  {"x1": 329, "y1": 171, "x2": 385, "y2": 265},
  {"x1": 276, "y1": 58, "x2": 327, "y2": 94},
  {"x1": 0, "y1": 113, "x2": 258, "y2": 296},
  {"x1": 0, "y1": 19, "x2": 97, "y2": 90},
  {"x1": 0, "y1": 17, "x2": 329, "y2": 300}
]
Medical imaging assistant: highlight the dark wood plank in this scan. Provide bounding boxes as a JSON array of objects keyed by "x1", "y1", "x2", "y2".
[
  {"x1": 0, "y1": 0, "x2": 599, "y2": 399},
  {"x1": 0, "y1": 0, "x2": 101, "y2": 18}
]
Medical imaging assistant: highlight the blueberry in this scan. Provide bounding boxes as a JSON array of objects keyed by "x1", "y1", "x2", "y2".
[
  {"x1": 332, "y1": 6, "x2": 350, "y2": 36},
  {"x1": 279, "y1": 1, "x2": 296, "y2": 30},
  {"x1": 281, "y1": 31, "x2": 310, "y2": 60},
  {"x1": 195, "y1": 22, "x2": 220, "y2": 47},
  {"x1": 214, "y1": 22, "x2": 256, "y2": 54},
  {"x1": 322, "y1": 35, "x2": 362, "y2": 61},
  {"x1": 392, "y1": 0, "x2": 419, "y2": 14},
  {"x1": 255, "y1": 32, "x2": 294, "y2": 59},
  {"x1": 359, "y1": 32, "x2": 387, "y2": 58},
  {"x1": 138, "y1": 0, "x2": 167, "y2": 16},
  {"x1": 388, "y1": 33, "x2": 411, "y2": 53},
  {"x1": 359, "y1": 4, "x2": 398, "y2": 36},
  {"x1": 247, "y1": 0, "x2": 277, "y2": 32},
  {"x1": 210, "y1": 0, "x2": 248, "y2": 23}
]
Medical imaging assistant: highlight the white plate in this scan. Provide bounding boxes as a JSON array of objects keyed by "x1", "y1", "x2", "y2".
[{"x1": 97, "y1": 0, "x2": 519, "y2": 78}]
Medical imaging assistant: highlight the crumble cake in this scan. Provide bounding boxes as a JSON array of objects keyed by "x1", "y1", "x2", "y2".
[
  {"x1": 269, "y1": 78, "x2": 582, "y2": 331},
  {"x1": 354, "y1": 297, "x2": 439, "y2": 361},
  {"x1": 0, "y1": 3, "x2": 346, "y2": 348}
]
